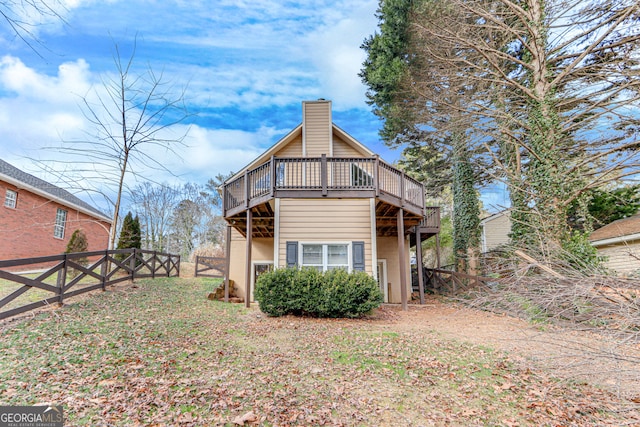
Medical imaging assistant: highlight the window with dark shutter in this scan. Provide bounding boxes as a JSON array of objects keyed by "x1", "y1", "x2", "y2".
[
  {"x1": 352, "y1": 241, "x2": 365, "y2": 271},
  {"x1": 286, "y1": 241, "x2": 298, "y2": 267}
]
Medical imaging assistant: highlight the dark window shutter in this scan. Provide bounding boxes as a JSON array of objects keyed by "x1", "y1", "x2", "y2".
[
  {"x1": 352, "y1": 241, "x2": 365, "y2": 271},
  {"x1": 286, "y1": 241, "x2": 298, "y2": 268}
]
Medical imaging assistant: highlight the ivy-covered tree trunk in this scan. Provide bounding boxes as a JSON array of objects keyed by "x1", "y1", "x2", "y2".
[{"x1": 452, "y1": 133, "x2": 480, "y2": 273}]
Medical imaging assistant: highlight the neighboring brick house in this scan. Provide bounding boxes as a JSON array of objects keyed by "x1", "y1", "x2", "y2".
[{"x1": 0, "y1": 159, "x2": 112, "y2": 261}]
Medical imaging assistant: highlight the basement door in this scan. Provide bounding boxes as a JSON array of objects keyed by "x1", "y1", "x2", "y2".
[
  {"x1": 376, "y1": 260, "x2": 388, "y2": 303},
  {"x1": 251, "y1": 262, "x2": 273, "y2": 302}
]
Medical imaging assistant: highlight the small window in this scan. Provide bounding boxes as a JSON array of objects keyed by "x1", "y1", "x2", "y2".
[
  {"x1": 54, "y1": 208, "x2": 67, "y2": 239},
  {"x1": 4, "y1": 189, "x2": 17, "y2": 208},
  {"x1": 300, "y1": 243, "x2": 350, "y2": 272}
]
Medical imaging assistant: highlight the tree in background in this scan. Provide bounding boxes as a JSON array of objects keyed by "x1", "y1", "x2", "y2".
[
  {"x1": 0, "y1": 0, "x2": 64, "y2": 52},
  {"x1": 568, "y1": 185, "x2": 640, "y2": 232},
  {"x1": 361, "y1": 0, "x2": 485, "y2": 271},
  {"x1": 115, "y1": 211, "x2": 141, "y2": 261},
  {"x1": 44, "y1": 39, "x2": 192, "y2": 251},
  {"x1": 128, "y1": 179, "x2": 229, "y2": 258},
  {"x1": 65, "y1": 229, "x2": 88, "y2": 276},
  {"x1": 362, "y1": 0, "x2": 640, "y2": 264},
  {"x1": 65, "y1": 229, "x2": 89, "y2": 254},
  {"x1": 130, "y1": 181, "x2": 180, "y2": 252}
]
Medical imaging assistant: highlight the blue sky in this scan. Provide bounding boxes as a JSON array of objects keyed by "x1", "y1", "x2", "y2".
[{"x1": 0, "y1": 0, "x2": 509, "y2": 212}]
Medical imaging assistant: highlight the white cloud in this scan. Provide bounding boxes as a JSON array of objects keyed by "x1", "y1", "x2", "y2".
[
  {"x1": 301, "y1": 1, "x2": 378, "y2": 110},
  {"x1": 0, "y1": 0, "x2": 383, "y2": 204},
  {"x1": 0, "y1": 56, "x2": 94, "y2": 159},
  {"x1": 0, "y1": 55, "x2": 284, "y2": 193}
]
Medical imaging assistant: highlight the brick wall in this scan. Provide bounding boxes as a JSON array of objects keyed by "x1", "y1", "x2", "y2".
[{"x1": 0, "y1": 180, "x2": 111, "y2": 261}]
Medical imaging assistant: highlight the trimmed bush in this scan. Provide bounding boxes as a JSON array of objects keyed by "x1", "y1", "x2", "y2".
[{"x1": 254, "y1": 267, "x2": 383, "y2": 318}]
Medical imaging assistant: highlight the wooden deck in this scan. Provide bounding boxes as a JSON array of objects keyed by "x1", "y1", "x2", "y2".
[
  {"x1": 222, "y1": 155, "x2": 440, "y2": 237},
  {"x1": 223, "y1": 155, "x2": 425, "y2": 218}
]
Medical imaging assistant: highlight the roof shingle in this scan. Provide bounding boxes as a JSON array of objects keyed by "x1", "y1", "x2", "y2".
[
  {"x1": 589, "y1": 214, "x2": 640, "y2": 242},
  {"x1": 0, "y1": 159, "x2": 110, "y2": 220}
]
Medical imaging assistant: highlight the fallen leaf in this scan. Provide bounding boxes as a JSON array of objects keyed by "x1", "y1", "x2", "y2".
[{"x1": 233, "y1": 411, "x2": 257, "y2": 425}]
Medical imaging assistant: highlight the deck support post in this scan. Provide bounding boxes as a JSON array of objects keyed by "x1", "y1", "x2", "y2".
[
  {"x1": 224, "y1": 225, "x2": 232, "y2": 303},
  {"x1": 416, "y1": 226, "x2": 425, "y2": 305},
  {"x1": 397, "y1": 208, "x2": 408, "y2": 311},
  {"x1": 436, "y1": 234, "x2": 441, "y2": 269},
  {"x1": 321, "y1": 154, "x2": 328, "y2": 196},
  {"x1": 244, "y1": 209, "x2": 253, "y2": 308}
]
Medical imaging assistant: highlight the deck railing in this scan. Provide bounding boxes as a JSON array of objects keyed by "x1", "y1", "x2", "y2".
[
  {"x1": 422, "y1": 207, "x2": 441, "y2": 230},
  {"x1": 223, "y1": 155, "x2": 426, "y2": 216}
]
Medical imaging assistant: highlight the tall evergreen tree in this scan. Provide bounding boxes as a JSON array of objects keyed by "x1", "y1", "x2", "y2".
[
  {"x1": 116, "y1": 211, "x2": 141, "y2": 261},
  {"x1": 363, "y1": 0, "x2": 640, "y2": 262}
]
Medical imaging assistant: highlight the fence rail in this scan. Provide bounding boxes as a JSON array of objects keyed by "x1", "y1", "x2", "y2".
[
  {"x1": 195, "y1": 256, "x2": 226, "y2": 278},
  {"x1": 424, "y1": 267, "x2": 498, "y2": 295},
  {"x1": 0, "y1": 249, "x2": 180, "y2": 320}
]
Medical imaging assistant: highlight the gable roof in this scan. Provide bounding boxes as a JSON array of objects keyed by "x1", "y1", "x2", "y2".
[
  {"x1": 226, "y1": 121, "x2": 376, "y2": 184},
  {"x1": 480, "y1": 208, "x2": 512, "y2": 225},
  {"x1": 590, "y1": 214, "x2": 640, "y2": 245},
  {"x1": 0, "y1": 159, "x2": 111, "y2": 222}
]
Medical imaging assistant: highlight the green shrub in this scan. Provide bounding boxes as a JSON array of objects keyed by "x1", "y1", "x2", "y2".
[
  {"x1": 254, "y1": 268, "x2": 383, "y2": 318},
  {"x1": 320, "y1": 269, "x2": 383, "y2": 317}
]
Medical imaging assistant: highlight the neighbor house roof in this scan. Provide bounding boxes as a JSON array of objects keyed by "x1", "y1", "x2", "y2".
[
  {"x1": 480, "y1": 208, "x2": 511, "y2": 225},
  {"x1": 0, "y1": 159, "x2": 111, "y2": 222},
  {"x1": 589, "y1": 214, "x2": 640, "y2": 246}
]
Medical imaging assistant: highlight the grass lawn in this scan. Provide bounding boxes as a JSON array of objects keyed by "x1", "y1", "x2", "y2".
[{"x1": 0, "y1": 277, "x2": 629, "y2": 426}]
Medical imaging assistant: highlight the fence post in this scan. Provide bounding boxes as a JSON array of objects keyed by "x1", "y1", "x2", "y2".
[
  {"x1": 374, "y1": 155, "x2": 380, "y2": 197},
  {"x1": 56, "y1": 254, "x2": 68, "y2": 306},
  {"x1": 101, "y1": 249, "x2": 108, "y2": 291},
  {"x1": 270, "y1": 155, "x2": 276, "y2": 197},
  {"x1": 130, "y1": 248, "x2": 136, "y2": 282},
  {"x1": 321, "y1": 154, "x2": 328, "y2": 196},
  {"x1": 152, "y1": 251, "x2": 156, "y2": 279},
  {"x1": 195, "y1": 256, "x2": 200, "y2": 278}
]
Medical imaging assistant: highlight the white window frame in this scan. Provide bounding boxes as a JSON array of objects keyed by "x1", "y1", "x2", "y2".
[
  {"x1": 4, "y1": 189, "x2": 17, "y2": 208},
  {"x1": 299, "y1": 242, "x2": 352, "y2": 272},
  {"x1": 54, "y1": 208, "x2": 67, "y2": 239}
]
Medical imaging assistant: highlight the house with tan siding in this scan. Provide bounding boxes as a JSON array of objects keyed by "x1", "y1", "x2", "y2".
[
  {"x1": 590, "y1": 214, "x2": 640, "y2": 276},
  {"x1": 0, "y1": 159, "x2": 112, "y2": 262},
  {"x1": 221, "y1": 100, "x2": 440, "y2": 308},
  {"x1": 480, "y1": 209, "x2": 511, "y2": 252}
]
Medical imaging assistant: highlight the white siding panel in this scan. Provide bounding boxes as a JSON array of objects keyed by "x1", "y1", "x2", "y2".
[
  {"x1": 333, "y1": 135, "x2": 363, "y2": 158},
  {"x1": 275, "y1": 135, "x2": 303, "y2": 157},
  {"x1": 482, "y1": 211, "x2": 512, "y2": 252}
]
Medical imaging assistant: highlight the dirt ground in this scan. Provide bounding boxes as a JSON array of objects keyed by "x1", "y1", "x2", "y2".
[
  {"x1": 181, "y1": 261, "x2": 640, "y2": 401},
  {"x1": 372, "y1": 298, "x2": 640, "y2": 403}
]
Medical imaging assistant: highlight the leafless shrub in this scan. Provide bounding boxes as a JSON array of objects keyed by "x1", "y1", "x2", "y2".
[
  {"x1": 452, "y1": 246, "x2": 640, "y2": 400},
  {"x1": 189, "y1": 243, "x2": 224, "y2": 263},
  {"x1": 467, "y1": 247, "x2": 639, "y2": 336}
]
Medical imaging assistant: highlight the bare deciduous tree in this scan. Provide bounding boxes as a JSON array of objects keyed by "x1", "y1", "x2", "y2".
[
  {"x1": 130, "y1": 181, "x2": 180, "y2": 252},
  {"x1": 47, "y1": 40, "x2": 192, "y2": 250},
  {"x1": 0, "y1": 0, "x2": 65, "y2": 52}
]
